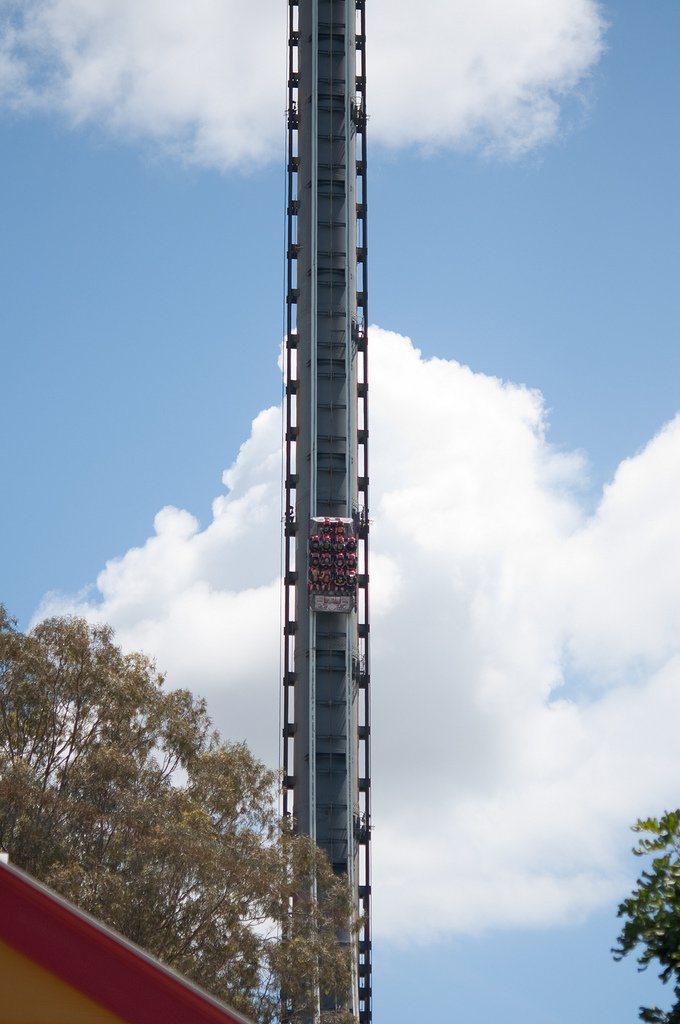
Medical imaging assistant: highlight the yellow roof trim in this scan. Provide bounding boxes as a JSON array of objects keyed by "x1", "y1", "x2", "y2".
[{"x1": 0, "y1": 937, "x2": 126, "y2": 1024}]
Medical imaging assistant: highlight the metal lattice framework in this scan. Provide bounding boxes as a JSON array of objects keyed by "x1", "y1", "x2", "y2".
[{"x1": 282, "y1": 0, "x2": 371, "y2": 1019}]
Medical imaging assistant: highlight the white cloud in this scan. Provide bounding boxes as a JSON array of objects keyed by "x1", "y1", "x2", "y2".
[
  {"x1": 0, "y1": 0, "x2": 286, "y2": 167},
  {"x1": 370, "y1": 0, "x2": 605, "y2": 157},
  {"x1": 36, "y1": 327, "x2": 680, "y2": 942},
  {"x1": 0, "y1": 0, "x2": 606, "y2": 166},
  {"x1": 39, "y1": 405, "x2": 284, "y2": 754}
]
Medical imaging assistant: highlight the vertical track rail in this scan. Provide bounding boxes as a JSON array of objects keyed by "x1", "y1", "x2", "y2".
[
  {"x1": 282, "y1": 1, "x2": 371, "y2": 1020},
  {"x1": 354, "y1": 5, "x2": 371, "y2": 1019},
  {"x1": 282, "y1": 0, "x2": 300, "y2": 823}
]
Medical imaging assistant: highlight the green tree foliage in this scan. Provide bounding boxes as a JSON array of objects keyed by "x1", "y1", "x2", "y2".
[
  {"x1": 0, "y1": 606, "x2": 354, "y2": 1024},
  {"x1": 614, "y1": 811, "x2": 680, "y2": 1024}
]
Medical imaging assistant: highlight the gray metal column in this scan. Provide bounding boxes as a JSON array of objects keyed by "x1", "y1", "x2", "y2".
[{"x1": 282, "y1": 0, "x2": 371, "y2": 1019}]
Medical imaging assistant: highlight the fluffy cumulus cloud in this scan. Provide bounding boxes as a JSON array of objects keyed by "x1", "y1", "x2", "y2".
[
  {"x1": 40, "y1": 405, "x2": 285, "y2": 756},
  {"x1": 0, "y1": 0, "x2": 606, "y2": 166},
  {"x1": 370, "y1": 0, "x2": 605, "y2": 156},
  {"x1": 38, "y1": 327, "x2": 680, "y2": 942}
]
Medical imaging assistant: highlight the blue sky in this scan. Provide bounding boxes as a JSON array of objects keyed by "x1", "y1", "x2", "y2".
[{"x1": 2, "y1": 1, "x2": 680, "y2": 1020}]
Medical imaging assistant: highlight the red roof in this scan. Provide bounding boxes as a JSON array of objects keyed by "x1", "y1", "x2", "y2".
[{"x1": 0, "y1": 859, "x2": 255, "y2": 1024}]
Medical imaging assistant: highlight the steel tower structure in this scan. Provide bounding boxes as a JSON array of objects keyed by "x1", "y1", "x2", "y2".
[{"x1": 282, "y1": 0, "x2": 371, "y2": 1020}]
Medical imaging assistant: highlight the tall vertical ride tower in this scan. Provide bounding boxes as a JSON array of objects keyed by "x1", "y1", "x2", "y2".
[{"x1": 282, "y1": 0, "x2": 371, "y2": 1020}]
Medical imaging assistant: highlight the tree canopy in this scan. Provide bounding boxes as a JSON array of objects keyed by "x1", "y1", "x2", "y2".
[
  {"x1": 0, "y1": 606, "x2": 354, "y2": 1024},
  {"x1": 614, "y1": 811, "x2": 680, "y2": 1024}
]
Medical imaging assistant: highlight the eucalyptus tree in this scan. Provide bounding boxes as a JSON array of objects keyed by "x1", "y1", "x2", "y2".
[{"x1": 0, "y1": 607, "x2": 353, "y2": 1024}]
